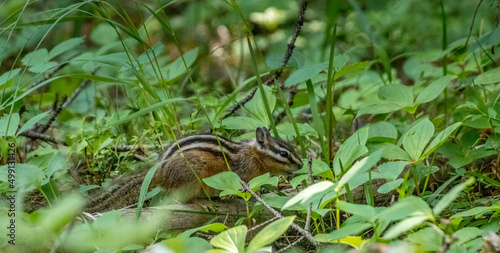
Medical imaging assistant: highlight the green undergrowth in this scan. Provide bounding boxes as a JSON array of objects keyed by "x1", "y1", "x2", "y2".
[{"x1": 0, "y1": 0, "x2": 500, "y2": 252}]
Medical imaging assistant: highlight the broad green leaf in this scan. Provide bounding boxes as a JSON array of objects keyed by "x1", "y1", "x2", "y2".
[
  {"x1": 368, "y1": 121, "x2": 398, "y2": 141},
  {"x1": 336, "y1": 201, "x2": 375, "y2": 219},
  {"x1": 181, "y1": 223, "x2": 228, "y2": 239},
  {"x1": 377, "y1": 179, "x2": 404, "y2": 194},
  {"x1": 29, "y1": 61, "x2": 59, "y2": 73},
  {"x1": 290, "y1": 174, "x2": 309, "y2": 188},
  {"x1": 203, "y1": 171, "x2": 242, "y2": 197},
  {"x1": 108, "y1": 98, "x2": 186, "y2": 128},
  {"x1": 333, "y1": 127, "x2": 369, "y2": 175},
  {"x1": 376, "y1": 196, "x2": 432, "y2": 222},
  {"x1": 0, "y1": 113, "x2": 20, "y2": 137},
  {"x1": 335, "y1": 150, "x2": 382, "y2": 192},
  {"x1": 39, "y1": 194, "x2": 85, "y2": 233},
  {"x1": 282, "y1": 181, "x2": 334, "y2": 210},
  {"x1": 0, "y1": 164, "x2": 45, "y2": 191},
  {"x1": 332, "y1": 54, "x2": 349, "y2": 71},
  {"x1": 378, "y1": 161, "x2": 407, "y2": 180},
  {"x1": 378, "y1": 84, "x2": 413, "y2": 108},
  {"x1": 245, "y1": 85, "x2": 275, "y2": 126},
  {"x1": 454, "y1": 227, "x2": 483, "y2": 245},
  {"x1": 367, "y1": 143, "x2": 411, "y2": 161},
  {"x1": 138, "y1": 41, "x2": 164, "y2": 64},
  {"x1": 314, "y1": 223, "x2": 372, "y2": 242},
  {"x1": 221, "y1": 116, "x2": 263, "y2": 130},
  {"x1": 407, "y1": 227, "x2": 443, "y2": 251},
  {"x1": 284, "y1": 62, "x2": 328, "y2": 87},
  {"x1": 356, "y1": 102, "x2": 402, "y2": 117},
  {"x1": 247, "y1": 216, "x2": 295, "y2": 252},
  {"x1": 334, "y1": 61, "x2": 371, "y2": 80},
  {"x1": 45, "y1": 151, "x2": 68, "y2": 179},
  {"x1": 210, "y1": 225, "x2": 247, "y2": 253},
  {"x1": 421, "y1": 122, "x2": 461, "y2": 159},
  {"x1": 433, "y1": 178, "x2": 475, "y2": 216},
  {"x1": 17, "y1": 111, "x2": 50, "y2": 136},
  {"x1": 402, "y1": 118, "x2": 434, "y2": 161},
  {"x1": 450, "y1": 206, "x2": 494, "y2": 219},
  {"x1": 474, "y1": 67, "x2": 500, "y2": 85},
  {"x1": 276, "y1": 123, "x2": 318, "y2": 137},
  {"x1": 383, "y1": 215, "x2": 428, "y2": 239},
  {"x1": 48, "y1": 37, "x2": 84, "y2": 59},
  {"x1": 164, "y1": 47, "x2": 198, "y2": 81},
  {"x1": 248, "y1": 173, "x2": 278, "y2": 190},
  {"x1": 265, "y1": 52, "x2": 304, "y2": 69},
  {"x1": 0, "y1": 68, "x2": 20, "y2": 87},
  {"x1": 91, "y1": 23, "x2": 118, "y2": 45},
  {"x1": 414, "y1": 75, "x2": 456, "y2": 104},
  {"x1": 22, "y1": 48, "x2": 48, "y2": 66}
]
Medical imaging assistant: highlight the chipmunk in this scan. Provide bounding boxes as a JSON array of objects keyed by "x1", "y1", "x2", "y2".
[{"x1": 85, "y1": 127, "x2": 303, "y2": 213}]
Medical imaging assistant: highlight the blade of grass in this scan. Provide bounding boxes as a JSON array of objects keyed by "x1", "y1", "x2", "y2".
[{"x1": 306, "y1": 79, "x2": 328, "y2": 163}]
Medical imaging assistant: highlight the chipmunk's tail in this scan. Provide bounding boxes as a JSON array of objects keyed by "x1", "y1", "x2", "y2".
[{"x1": 85, "y1": 173, "x2": 146, "y2": 213}]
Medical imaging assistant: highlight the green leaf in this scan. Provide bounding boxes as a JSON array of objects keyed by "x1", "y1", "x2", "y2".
[
  {"x1": 367, "y1": 143, "x2": 411, "y2": 161},
  {"x1": 335, "y1": 150, "x2": 382, "y2": 192},
  {"x1": 454, "y1": 227, "x2": 483, "y2": 245},
  {"x1": 221, "y1": 117, "x2": 263, "y2": 130},
  {"x1": 136, "y1": 162, "x2": 162, "y2": 219},
  {"x1": 314, "y1": 223, "x2": 372, "y2": 242},
  {"x1": 290, "y1": 174, "x2": 309, "y2": 188},
  {"x1": 414, "y1": 75, "x2": 456, "y2": 104},
  {"x1": 383, "y1": 215, "x2": 428, "y2": 239},
  {"x1": 376, "y1": 196, "x2": 432, "y2": 222},
  {"x1": 108, "y1": 98, "x2": 186, "y2": 128},
  {"x1": 203, "y1": 171, "x2": 242, "y2": 197},
  {"x1": 247, "y1": 216, "x2": 295, "y2": 252},
  {"x1": 164, "y1": 47, "x2": 198, "y2": 81},
  {"x1": 282, "y1": 181, "x2": 334, "y2": 210},
  {"x1": 276, "y1": 123, "x2": 318, "y2": 137},
  {"x1": 332, "y1": 54, "x2": 349, "y2": 71},
  {"x1": 433, "y1": 178, "x2": 475, "y2": 216},
  {"x1": 450, "y1": 206, "x2": 494, "y2": 219},
  {"x1": 356, "y1": 102, "x2": 403, "y2": 117},
  {"x1": 402, "y1": 118, "x2": 434, "y2": 161},
  {"x1": 284, "y1": 62, "x2": 328, "y2": 87},
  {"x1": 0, "y1": 68, "x2": 20, "y2": 87},
  {"x1": 407, "y1": 227, "x2": 443, "y2": 251},
  {"x1": 378, "y1": 161, "x2": 407, "y2": 180},
  {"x1": 245, "y1": 85, "x2": 275, "y2": 126},
  {"x1": 378, "y1": 179, "x2": 404, "y2": 194},
  {"x1": 22, "y1": 48, "x2": 48, "y2": 66},
  {"x1": 421, "y1": 122, "x2": 461, "y2": 159},
  {"x1": 0, "y1": 113, "x2": 20, "y2": 137},
  {"x1": 333, "y1": 127, "x2": 369, "y2": 175},
  {"x1": 336, "y1": 201, "x2": 375, "y2": 219},
  {"x1": 474, "y1": 67, "x2": 500, "y2": 85},
  {"x1": 334, "y1": 61, "x2": 371, "y2": 79},
  {"x1": 368, "y1": 121, "x2": 398, "y2": 141},
  {"x1": 45, "y1": 151, "x2": 68, "y2": 179},
  {"x1": 17, "y1": 111, "x2": 50, "y2": 136},
  {"x1": 48, "y1": 37, "x2": 84, "y2": 59},
  {"x1": 91, "y1": 23, "x2": 118, "y2": 45},
  {"x1": 378, "y1": 84, "x2": 413, "y2": 108},
  {"x1": 248, "y1": 173, "x2": 278, "y2": 190},
  {"x1": 210, "y1": 225, "x2": 247, "y2": 253},
  {"x1": 39, "y1": 194, "x2": 85, "y2": 233}
]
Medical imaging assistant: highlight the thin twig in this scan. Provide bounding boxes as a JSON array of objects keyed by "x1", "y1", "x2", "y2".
[
  {"x1": 464, "y1": 0, "x2": 483, "y2": 47},
  {"x1": 20, "y1": 130, "x2": 66, "y2": 145},
  {"x1": 276, "y1": 236, "x2": 305, "y2": 253},
  {"x1": 240, "y1": 179, "x2": 320, "y2": 247},
  {"x1": 223, "y1": 0, "x2": 308, "y2": 119}
]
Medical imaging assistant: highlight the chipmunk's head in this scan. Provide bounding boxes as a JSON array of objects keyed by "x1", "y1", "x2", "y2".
[{"x1": 253, "y1": 127, "x2": 303, "y2": 175}]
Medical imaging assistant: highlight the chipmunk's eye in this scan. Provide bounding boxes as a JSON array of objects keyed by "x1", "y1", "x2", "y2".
[{"x1": 279, "y1": 151, "x2": 289, "y2": 158}]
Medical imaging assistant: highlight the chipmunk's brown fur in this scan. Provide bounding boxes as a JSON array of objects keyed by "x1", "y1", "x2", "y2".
[{"x1": 85, "y1": 127, "x2": 303, "y2": 213}]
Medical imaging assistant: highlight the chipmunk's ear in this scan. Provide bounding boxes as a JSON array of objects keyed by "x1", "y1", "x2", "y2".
[{"x1": 256, "y1": 127, "x2": 270, "y2": 148}]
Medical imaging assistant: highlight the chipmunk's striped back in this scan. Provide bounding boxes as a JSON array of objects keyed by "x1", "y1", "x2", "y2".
[{"x1": 86, "y1": 127, "x2": 303, "y2": 213}]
